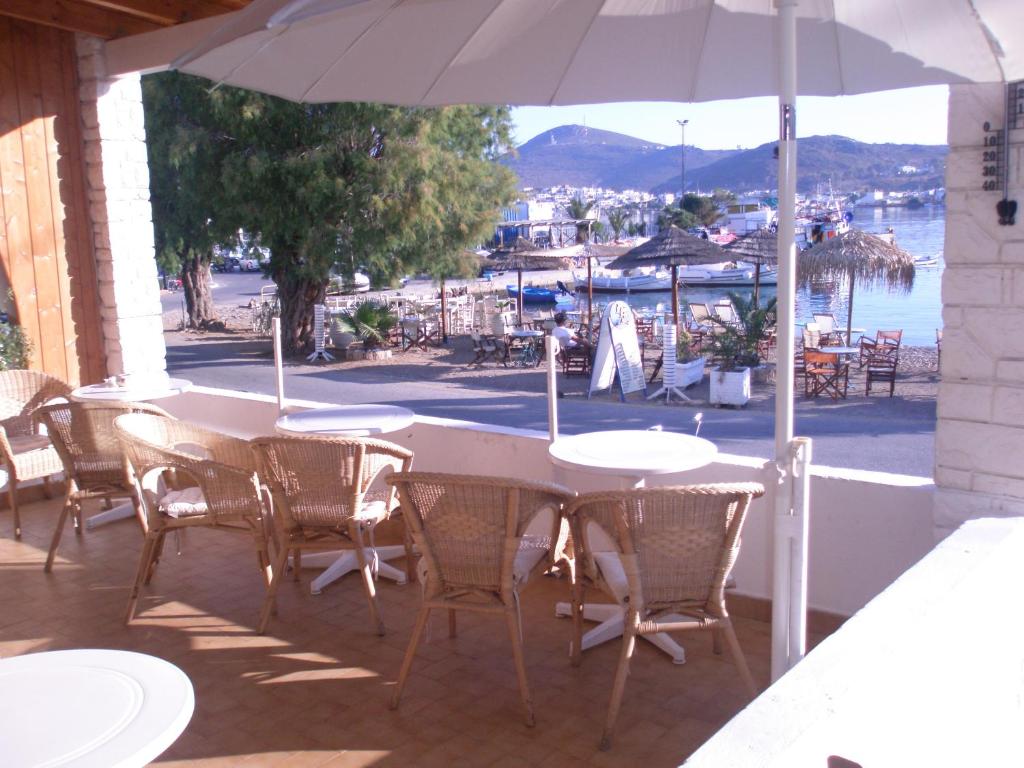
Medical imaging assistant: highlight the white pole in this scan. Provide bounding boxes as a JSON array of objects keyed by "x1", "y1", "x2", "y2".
[
  {"x1": 272, "y1": 316, "x2": 286, "y2": 414},
  {"x1": 771, "y1": 0, "x2": 806, "y2": 683},
  {"x1": 789, "y1": 437, "x2": 812, "y2": 663},
  {"x1": 546, "y1": 337, "x2": 559, "y2": 443}
]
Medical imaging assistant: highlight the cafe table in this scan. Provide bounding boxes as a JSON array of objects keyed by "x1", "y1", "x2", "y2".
[
  {"x1": 503, "y1": 328, "x2": 545, "y2": 367},
  {"x1": 0, "y1": 649, "x2": 193, "y2": 768},
  {"x1": 275, "y1": 404, "x2": 415, "y2": 594},
  {"x1": 549, "y1": 428, "x2": 718, "y2": 664},
  {"x1": 70, "y1": 377, "x2": 193, "y2": 530}
]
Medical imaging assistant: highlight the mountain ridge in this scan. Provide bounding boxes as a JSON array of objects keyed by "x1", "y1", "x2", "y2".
[{"x1": 501, "y1": 125, "x2": 947, "y2": 193}]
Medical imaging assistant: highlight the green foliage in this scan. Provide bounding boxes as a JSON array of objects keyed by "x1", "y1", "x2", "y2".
[
  {"x1": 676, "y1": 328, "x2": 700, "y2": 363},
  {"x1": 565, "y1": 196, "x2": 594, "y2": 243},
  {"x1": 709, "y1": 293, "x2": 778, "y2": 370},
  {"x1": 682, "y1": 194, "x2": 722, "y2": 228},
  {"x1": 606, "y1": 208, "x2": 629, "y2": 241},
  {"x1": 657, "y1": 205, "x2": 698, "y2": 230},
  {"x1": 337, "y1": 301, "x2": 397, "y2": 349},
  {"x1": 0, "y1": 323, "x2": 30, "y2": 370}
]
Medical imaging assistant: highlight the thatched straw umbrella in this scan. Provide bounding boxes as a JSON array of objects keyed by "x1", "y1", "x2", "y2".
[
  {"x1": 725, "y1": 228, "x2": 780, "y2": 307},
  {"x1": 490, "y1": 237, "x2": 536, "y2": 326},
  {"x1": 798, "y1": 229, "x2": 916, "y2": 345},
  {"x1": 607, "y1": 226, "x2": 726, "y2": 329}
]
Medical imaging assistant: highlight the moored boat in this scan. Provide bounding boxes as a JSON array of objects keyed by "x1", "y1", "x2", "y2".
[
  {"x1": 679, "y1": 261, "x2": 778, "y2": 287},
  {"x1": 506, "y1": 285, "x2": 575, "y2": 305},
  {"x1": 572, "y1": 266, "x2": 673, "y2": 293}
]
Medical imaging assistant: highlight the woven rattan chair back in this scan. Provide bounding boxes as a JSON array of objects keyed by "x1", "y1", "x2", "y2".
[
  {"x1": 37, "y1": 402, "x2": 170, "y2": 490},
  {"x1": 0, "y1": 369, "x2": 72, "y2": 438},
  {"x1": 389, "y1": 472, "x2": 570, "y2": 596},
  {"x1": 252, "y1": 435, "x2": 413, "y2": 532},
  {"x1": 569, "y1": 484, "x2": 763, "y2": 616},
  {"x1": 114, "y1": 412, "x2": 262, "y2": 525}
]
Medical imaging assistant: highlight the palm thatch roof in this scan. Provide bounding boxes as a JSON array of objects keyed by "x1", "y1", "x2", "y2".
[
  {"x1": 488, "y1": 239, "x2": 577, "y2": 270},
  {"x1": 605, "y1": 226, "x2": 725, "y2": 270},
  {"x1": 798, "y1": 229, "x2": 916, "y2": 291},
  {"x1": 724, "y1": 228, "x2": 780, "y2": 265}
]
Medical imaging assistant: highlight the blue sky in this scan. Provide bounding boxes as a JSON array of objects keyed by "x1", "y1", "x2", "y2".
[{"x1": 511, "y1": 85, "x2": 949, "y2": 150}]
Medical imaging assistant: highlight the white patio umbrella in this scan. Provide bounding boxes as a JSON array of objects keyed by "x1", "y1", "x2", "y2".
[{"x1": 132, "y1": 0, "x2": 1024, "y2": 682}]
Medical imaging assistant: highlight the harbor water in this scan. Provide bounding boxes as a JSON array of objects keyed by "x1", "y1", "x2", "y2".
[{"x1": 579, "y1": 206, "x2": 945, "y2": 347}]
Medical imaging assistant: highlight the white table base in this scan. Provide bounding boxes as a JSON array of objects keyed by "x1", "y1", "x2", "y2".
[
  {"x1": 646, "y1": 383, "x2": 693, "y2": 403},
  {"x1": 84, "y1": 501, "x2": 135, "y2": 530},
  {"x1": 295, "y1": 544, "x2": 407, "y2": 594},
  {"x1": 555, "y1": 601, "x2": 701, "y2": 664}
]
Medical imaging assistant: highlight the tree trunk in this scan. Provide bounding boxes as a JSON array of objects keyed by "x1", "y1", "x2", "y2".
[
  {"x1": 277, "y1": 271, "x2": 328, "y2": 355},
  {"x1": 181, "y1": 254, "x2": 218, "y2": 328}
]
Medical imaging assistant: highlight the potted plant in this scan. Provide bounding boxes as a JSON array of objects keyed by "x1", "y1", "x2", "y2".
[
  {"x1": 673, "y1": 328, "x2": 706, "y2": 388},
  {"x1": 708, "y1": 327, "x2": 752, "y2": 406},
  {"x1": 0, "y1": 321, "x2": 31, "y2": 370},
  {"x1": 336, "y1": 300, "x2": 397, "y2": 360}
]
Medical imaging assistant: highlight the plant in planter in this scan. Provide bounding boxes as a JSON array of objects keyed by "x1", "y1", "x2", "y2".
[
  {"x1": 707, "y1": 327, "x2": 752, "y2": 406},
  {"x1": 674, "y1": 328, "x2": 706, "y2": 388},
  {"x1": 0, "y1": 321, "x2": 31, "y2": 370},
  {"x1": 336, "y1": 301, "x2": 397, "y2": 357}
]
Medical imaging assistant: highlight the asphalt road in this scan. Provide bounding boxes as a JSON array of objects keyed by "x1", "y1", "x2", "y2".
[{"x1": 165, "y1": 308, "x2": 936, "y2": 477}]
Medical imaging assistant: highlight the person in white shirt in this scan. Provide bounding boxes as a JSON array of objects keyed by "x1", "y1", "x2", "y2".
[{"x1": 551, "y1": 312, "x2": 589, "y2": 350}]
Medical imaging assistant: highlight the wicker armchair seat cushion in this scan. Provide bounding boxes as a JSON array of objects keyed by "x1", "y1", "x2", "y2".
[
  {"x1": 8, "y1": 434, "x2": 54, "y2": 453},
  {"x1": 159, "y1": 486, "x2": 208, "y2": 518},
  {"x1": 592, "y1": 552, "x2": 629, "y2": 603}
]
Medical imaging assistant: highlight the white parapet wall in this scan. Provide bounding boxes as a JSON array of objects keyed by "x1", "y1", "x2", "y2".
[{"x1": 162, "y1": 385, "x2": 936, "y2": 618}]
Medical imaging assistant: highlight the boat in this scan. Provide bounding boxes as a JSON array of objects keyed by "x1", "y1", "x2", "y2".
[
  {"x1": 505, "y1": 285, "x2": 575, "y2": 305},
  {"x1": 327, "y1": 271, "x2": 370, "y2": 294},
  {"x1": 913, "y1": 256, "x2": 939, "y2": 267},
  {"x1": 572, "y1": 266, "x2": 674, "y2": 293},
  {"x1": 679, "y1": 261, "x2": 778, "y2": 287}
]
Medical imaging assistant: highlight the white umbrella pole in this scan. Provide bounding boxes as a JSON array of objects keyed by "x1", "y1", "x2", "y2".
[
  {"x1": 272, "y1": 316, "x2": 286, "y2": 414},
  {"x1": 771, "y1": 0, "x2": 809, "y2": 683},
  {"x1": 546, "y1": 338, "x2": 559, "y2": 442}
]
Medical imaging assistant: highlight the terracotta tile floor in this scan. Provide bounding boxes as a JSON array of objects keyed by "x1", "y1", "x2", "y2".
[{"x1": 1, "y1": 496, "x2": 776, "y2": 767}]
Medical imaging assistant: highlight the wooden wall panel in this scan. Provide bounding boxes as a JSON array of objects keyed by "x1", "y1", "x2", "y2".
[{"x1": 0, "y1": 17, "x2": 106, "y2": 385}]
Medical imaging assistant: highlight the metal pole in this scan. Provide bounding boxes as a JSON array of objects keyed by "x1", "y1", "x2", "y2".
[
  {"x1": 546, "y1": 338, "x2": 559, "y2": 442},
  {"x1": 771, "y1": 0, "x2": 807, "y2": 683},
  {"x1": 677, "y1": 119, "x2": 689, "y2": 209}
]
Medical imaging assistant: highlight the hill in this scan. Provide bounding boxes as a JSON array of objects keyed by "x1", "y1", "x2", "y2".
[
  {"x1": 500, "y1": 124, "x2": 736, "y2": 191},
  {"x1": 501, "y1": 126, "x2": 947, "y2": 193}
]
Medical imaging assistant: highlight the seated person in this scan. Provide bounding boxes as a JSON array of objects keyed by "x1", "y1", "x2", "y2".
[{"x1": 552, "y1": 312, "x2": 590, "y2": 350}]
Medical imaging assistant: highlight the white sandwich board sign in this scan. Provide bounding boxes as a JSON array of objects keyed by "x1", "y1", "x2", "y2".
[{"x1": 588, "y1": 300, "x2": 646, "y2": 400}]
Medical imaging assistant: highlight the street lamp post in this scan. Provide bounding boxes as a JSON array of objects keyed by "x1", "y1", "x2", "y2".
[{"x1": 677, "y1": 118, "x2": 689, "y2": 209}]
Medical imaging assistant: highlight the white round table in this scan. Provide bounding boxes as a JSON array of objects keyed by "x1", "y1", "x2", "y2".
[
  {"x1": 275, "y1": 403, "x2": 416, "y2": 593},
  {"x1": 0, "y1": 649, "x2": 194, "y2": 768},
  {"x1": 71, "y1": 377, "x2": 192, "y2": 403},
  {"x1": 821, "y1": 345, "x2": 860, "y2": 357},
  {"x1": 275, "y1": 404, "x2": 415, "y2": 437},
  {"x1": 549, "y1": 429, "x2": 717, "y2": 484}
]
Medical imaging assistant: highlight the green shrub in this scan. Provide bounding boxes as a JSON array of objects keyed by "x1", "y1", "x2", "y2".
[
  {"x1": 337, "y1": 301, "x2": 397, "y2": 349},
  {"x1": 0, "y1": 323, "x2": 30, "y2": 370}
]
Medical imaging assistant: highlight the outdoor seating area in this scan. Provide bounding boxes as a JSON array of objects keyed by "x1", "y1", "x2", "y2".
[{"x1": 798, "y1": 324, "x2": 904, "y2": 400}]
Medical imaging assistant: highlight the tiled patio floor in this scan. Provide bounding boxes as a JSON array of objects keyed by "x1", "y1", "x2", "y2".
[{"x1": 1, "y1": 495, "x2": 781, "y2": 767}]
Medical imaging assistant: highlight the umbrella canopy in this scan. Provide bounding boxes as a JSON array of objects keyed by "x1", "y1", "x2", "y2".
[
  {"x1": 607, "y1": 226, "x2": 726, "y2": 329},
  {"x1": 798, "y1": 229, "x2": 916, "y2": 344},
  {"x1": 164, "y1": 1, "x2": 1020, "y2": 105},
  {"x1": 725, "y1": 228, "x2": 781, "y2": 306}
]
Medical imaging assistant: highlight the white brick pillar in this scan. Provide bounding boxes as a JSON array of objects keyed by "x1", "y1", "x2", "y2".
[
  {"x1": 935, "y1": 83, "x2": 1024, "y2": 538},
  {"x1": 76, "y1": 36, "x2": 166, "y2": 379}
]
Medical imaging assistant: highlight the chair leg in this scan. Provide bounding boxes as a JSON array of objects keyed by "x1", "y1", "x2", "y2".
[
  {"x1": 42, "y1": 475, "x2": 54, "y2": 499},
  {"x1": 352, "y1": 526, "x2": 385, "y2": 636},
  {"x1": 144, "y1": 530, "x2": 167, "y2": 584},
  {"x1": 258, "y1": 543, "x2": 291, "y2": 634},
  {"x1": 390, "y1": 606, "x2": 431, "y2": 711},
  {"x1": 505, "y1": 604, "x2": 535, "y2": 728},
  {"x1": 570, "y1": 582, "x2": 586, "y2": 668},
  {"x1": 600, "y1": 611, "x2": 640, "y2": 751},
  {"x1": 720, "y1": 618, "x2": 758, "y2": 698},
  {"x1": 44, "y1": 487, "x2": 77, "y2": 572},
  {"x1": 292, "y1": 549, "x2": 302, "y2": 581},
  {"x1": 448, "y1": 609, "x2": 457, "y2": 638},
  {"x1": 9, "y1": 481, "x2": 20, "y2": 539},
  {"x1": 125, "y1": 533, "x2": 159, "y2": 624}
]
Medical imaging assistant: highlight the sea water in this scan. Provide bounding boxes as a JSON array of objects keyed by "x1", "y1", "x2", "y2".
[{"x1": 582, "y1": 206, "x2": 945, "y2": 347}]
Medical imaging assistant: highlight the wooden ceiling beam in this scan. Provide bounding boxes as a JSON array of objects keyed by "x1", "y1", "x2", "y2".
[
  {"x1": 80, "y1": 0, "x2": 242, "y2": 26},
  {"x1": 0, "y1": 0, "x2": 161, "y2": 38}
]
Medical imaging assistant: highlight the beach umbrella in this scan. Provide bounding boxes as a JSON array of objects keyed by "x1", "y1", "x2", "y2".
[
  {"x1": 606, "y1": 226, "x2": 726, "y2": 330},
  {"x1": 798, "y1": 229, "x2": 916, "y2": 345},
  {"x1": 129, "y1": 0, "x2": 1023, "y2": 682},
  {"x1": 725, "y1": 228, "x2": 781, "y2": 307}
]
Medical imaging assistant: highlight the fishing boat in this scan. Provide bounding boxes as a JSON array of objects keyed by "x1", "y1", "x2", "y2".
[
  {"x1": 679, "y1": 261, "x2": 779, "y2": 287},
  {"x1": 506, "y1": 285, "x2": 575, "y2": 305},
  {"x1": 913, "y1": 256, "x2": 939, "y2": 267},
  {"x1": 572, "y1": 265, "x2": 674, "y2": 293}
]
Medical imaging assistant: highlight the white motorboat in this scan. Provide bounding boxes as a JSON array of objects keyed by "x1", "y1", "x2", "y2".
[
  {"x1": 573, "y1": 265, "x2": 673, "y2": 293},
  {"x1": 679, "y1": 261, "x2": 778, "y2": 287}
]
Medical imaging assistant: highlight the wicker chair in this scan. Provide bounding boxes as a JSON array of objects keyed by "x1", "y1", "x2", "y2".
[
  {"x1": 37, "y1": 401, "x2": 171, "y2": 572},
  {"x1": 114, "y1": 413, "x2": 274, "y2": 624},
  {"x1": 251, "y1": 435, "x2": 414, "y2": 636},
  {"x1": 386, "y1": 472, "x2": 574, "y2": 727},
  {"x1": 566, "y1": 483, "x2": 764, "y2": 750},
  {"x1": 0, "y1": 370, "x2": 73, "y2": 538}
]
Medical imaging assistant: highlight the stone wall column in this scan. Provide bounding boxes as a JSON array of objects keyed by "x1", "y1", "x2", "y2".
[
  {"x1": 935, "y1": 83, "x2": 1024, "y2": 538},
  {"x1": 76, "y1": 36, "x2": 166, "y2": 379}
]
